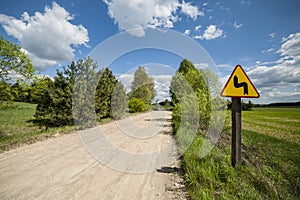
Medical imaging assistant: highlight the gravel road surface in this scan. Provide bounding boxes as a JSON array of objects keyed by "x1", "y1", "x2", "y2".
[{"x1": 0, "y1": 111, "x2": 186, "y2": 200}]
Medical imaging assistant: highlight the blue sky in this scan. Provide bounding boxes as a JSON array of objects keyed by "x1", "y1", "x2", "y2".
[{"x1": 0, "y1": 0, "x2": 299, "y2": 103}]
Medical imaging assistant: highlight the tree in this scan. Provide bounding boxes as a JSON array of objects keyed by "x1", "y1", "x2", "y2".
[
  {"x1": 28, "y1": 76, "x2": 53, "y2": 104},
  {"x1": 95, "y1": 68, "x2": 118, "y2": 119},
  {"x1": 34, "y1": 57, "x2": 98, "y2": 129},
  {"x1": 73, "y1": 57, "x2": 98, "y2": 129},
  {"x1": 0, "y1": 36, "x2": 34, "y2": 82},
  {"x1": 0, "y1": 37, "x2": 35, "y2": 103},
  {"x1": 0, "y1": 81, "x2": 11, "y2": 102},
  {"x1": 34, "y1": 61, "x2": 76, "y2": 127},
  {"x1": 111, "y1": 81, "x2": 127, "y2": 119},
  {"x1": 170, "y1": 58, "x2": 211, "y2": 132},
  {"x1": 129, "y1": 66, "x2": 155, "y2": 112}
]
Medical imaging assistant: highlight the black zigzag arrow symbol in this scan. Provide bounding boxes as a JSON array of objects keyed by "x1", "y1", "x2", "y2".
[{"x1": 233, "y1": 75, "x2": 248, "y2": 95}]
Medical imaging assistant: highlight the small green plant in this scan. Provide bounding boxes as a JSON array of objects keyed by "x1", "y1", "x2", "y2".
[{"x1": 128, "y1": 97, "x2": 148, "y2": 113}]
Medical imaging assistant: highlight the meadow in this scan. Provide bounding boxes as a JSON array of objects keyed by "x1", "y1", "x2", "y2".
[
  {"x1": 182, "y1": 107, "x2": 300, "y2": 199},
  {"x1": 0, "y1": 102, "x2": 74, "y2": 152}
]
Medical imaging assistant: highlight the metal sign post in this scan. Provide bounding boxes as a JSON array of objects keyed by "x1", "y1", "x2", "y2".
[{"x1": 221, "y1": 65, "x2": 260, "y2": 167}]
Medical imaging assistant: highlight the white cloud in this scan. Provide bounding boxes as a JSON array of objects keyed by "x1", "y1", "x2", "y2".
[
  {"x1": 246, "y1": 32, "x2": 300, "y2": 103},
  {"x1": 184, "y1": 29, "x2": 191, "y2": 35},
  {"x1": 195, "y1": 25, "x2": 202, "y2": 31},
  {"x1": 153, "y1": 75, "x2": 173, "y2": 101},
  {"x1": 0, "y1": 2, "x2": 89, "y2": 71},
  {"x1": 180, "y1": 1, "x2": 204, "y2": 20},
  {"x1": 193, "y1": 25, "x2": 223, "y2": 40},
  {"x1": 103, "y1": 0, "x2": 203, "y2": 37},
  {"x1": 118, "y1": 74, "x2": 133, "y2": 92}
]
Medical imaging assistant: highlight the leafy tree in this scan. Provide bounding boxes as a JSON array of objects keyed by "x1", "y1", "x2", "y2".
[
  {"x1": 0, "y1": 36, "x2": 34, "y2": 82},
  {"x1": 0, "y1": 81, "x2": 11, "y2": 102},
  {"x1": 10, "y1": 80, "x2": 29, "y2": 102},
  {"x1": 170, "y1": 58, "x2": 211, "y2": 132},
  {"x1": 95, "y1": 68, "x2": 117, "y2": 119},
  {"x1": 129, "y1": 66, "x2": 155, "y2": 112},
  {"x1": 131, "y1": 66, "x2": 155, "y2": 102},
  {"x1": 131, "y1": 85, "x2": 152, "y2": 104},
  {"x1": 0, "y1": 37, "x2": 35, "y2": 103},
  {"x1": 111, "y1": 81, "x2": 127, "y2": 119},
  {"x1": 28, "y1": 76, "x2": 53, "y2": 104}
]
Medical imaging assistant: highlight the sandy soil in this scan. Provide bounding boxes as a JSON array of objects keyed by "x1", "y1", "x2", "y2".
[{"x1": 0, "y1": 111, "x2": 187, "y2": 200}]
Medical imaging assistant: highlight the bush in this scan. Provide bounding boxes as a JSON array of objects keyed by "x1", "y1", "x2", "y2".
[{"x1": 128, "y1": 97, "x2": 147, "y2": 113}]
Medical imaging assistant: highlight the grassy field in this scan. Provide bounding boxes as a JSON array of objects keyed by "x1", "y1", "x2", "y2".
[
  {"x1": 182, "y1": 107, "x2": 300, "y2": 199},
  {"x1": 0, "y1": 102, "x2": 74, "y2": 152}
]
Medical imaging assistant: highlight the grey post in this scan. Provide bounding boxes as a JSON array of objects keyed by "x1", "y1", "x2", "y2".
[{"x1": 231, "y1": 97, "x2": 242, "y2": 167}]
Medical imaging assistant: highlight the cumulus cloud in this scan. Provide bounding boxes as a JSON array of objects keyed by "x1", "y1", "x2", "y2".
[
  {"x1": 153, "y1": 75, "x2": 173, "y2": 101},
  {"x1": 247, "y1": 32, "x2": 300, "y2": 103},
  {"x1": 193, "y1": 25, "x2": 223, "y2": 40},
  {"x1": 103, "y1": 0, "x2": 203, "y2": 37},
  {"x1": 180, "y1": 0, "x2": 204, "y2": 20},
  {"x1": 0, "y1": 2, "x2": 89, "y2": 70}
]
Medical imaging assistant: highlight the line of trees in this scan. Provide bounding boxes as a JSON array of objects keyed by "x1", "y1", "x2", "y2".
[{"x1": 1, "y1": 37, "x2": 157, "y2": 129}]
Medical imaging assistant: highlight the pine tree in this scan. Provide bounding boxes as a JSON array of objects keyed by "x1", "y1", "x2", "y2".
[
  {"x1": 72, "y1": 57, "x2": 98, "y2": 129},
  {"x1": 111, "y1": 81, "x2": 127, "y2": 119},
  {"x1": 95, "y1": 68, "x2": 117, "y2": 119},
  {"x1": 34, "y1": 57, "x2": 98, "y2": 129}
]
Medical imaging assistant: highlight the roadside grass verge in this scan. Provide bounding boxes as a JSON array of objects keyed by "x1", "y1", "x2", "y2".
[
  {"x1": 0, "y1": 102, "x2": 75, "y2": 152},
  {"x1": 181, "y1": 107, "x2": 300, "y2": 199}
]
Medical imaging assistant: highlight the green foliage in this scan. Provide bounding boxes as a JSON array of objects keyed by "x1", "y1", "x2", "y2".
[
  {"x1": 128, "y1": 97, "x2": 147, "y2": 113},
  {"x1": 72, "y1": 57, "x2": 98, "y2": 129},
  {"x1": 0, "y1": 81, "x2": 12, "y2": 102},
  {"x1": 28, "y1": 76, "x2": 53, "y2": 104},
  {"x1": 111, "y1": 82, "x2": 127, "y2": 119},
  {"x1": 131, "y1": 85, "x2": 152, "y2": 104},
  {"x1": 129, "y1": 66, "x2": 155, "y2": 112},
  {"x1": 170, "y1": 58, "x2": 211, "y2": 132},
  {"x1": 0, "y1": 36, "x2": 35, "y2": 81},
  {"x1": 34, "y1": 58, "x2": 98, "y2": 129},
  {"x1": 95, "y1": 68, "x2": 118, "y2": 119},
  {"x1": 0, "y1": 37, "x2": 35, "y2": 104},
  {"x1": 34, "y1": 61, "x2": 74, "y2": 127}
]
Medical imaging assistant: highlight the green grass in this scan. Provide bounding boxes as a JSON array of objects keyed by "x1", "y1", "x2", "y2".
[
  {"x1": 0, "y1": 102, "x2": 75, "y2": 152},
  {"x1": 181, "y1": 107, "x2": 300, "y2": 199}
]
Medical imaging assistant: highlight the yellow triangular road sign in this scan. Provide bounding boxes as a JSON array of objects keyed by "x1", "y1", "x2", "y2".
[{"x1": 221, "y1": 65, "x2": 260, "y2": 98}]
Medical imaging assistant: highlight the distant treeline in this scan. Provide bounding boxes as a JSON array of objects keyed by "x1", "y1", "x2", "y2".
[{"x1": 254, "y1": 101, "x2": 300, "y2": 107}]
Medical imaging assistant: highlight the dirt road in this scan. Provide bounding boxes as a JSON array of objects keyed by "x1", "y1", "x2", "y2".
[{"x1": 0, "y1": 111, "x2": 186, "y2": 200}]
